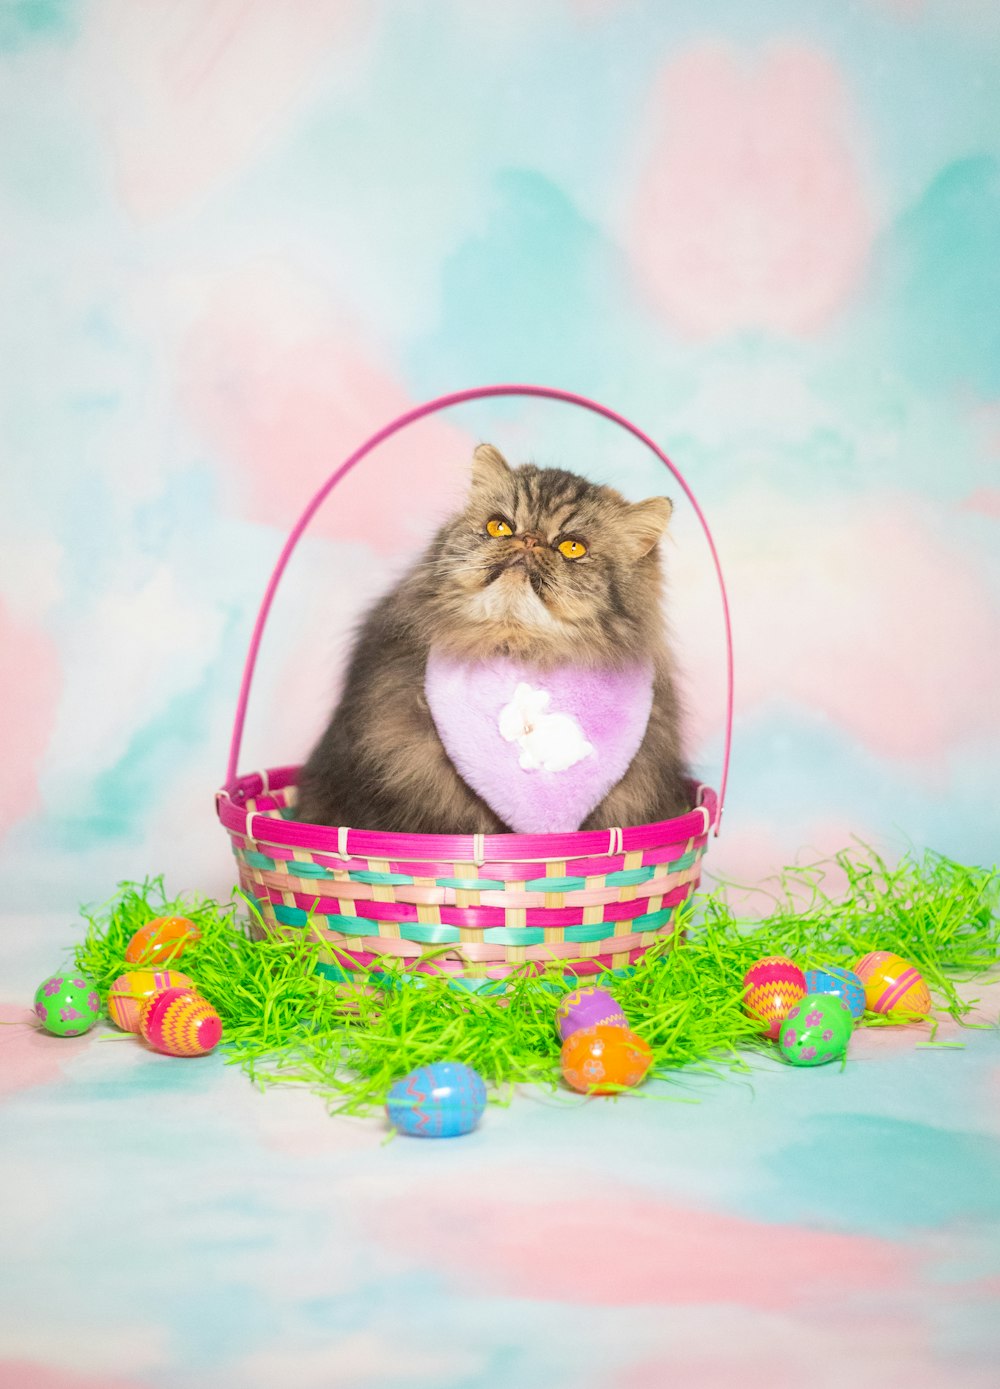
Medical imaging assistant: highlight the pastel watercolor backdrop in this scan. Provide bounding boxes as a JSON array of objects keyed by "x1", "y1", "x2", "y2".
[
  {"x1": 4, "y1": 10, "x2": 1000, "y2": 1389},
  {"x1": 2, "y1": 0, "x2": 999, "y2": 911}
]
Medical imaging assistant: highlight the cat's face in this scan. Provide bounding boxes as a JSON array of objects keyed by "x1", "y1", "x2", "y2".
[{"x1": 425, "y1": 445, "x2": 673, "y2": 664}]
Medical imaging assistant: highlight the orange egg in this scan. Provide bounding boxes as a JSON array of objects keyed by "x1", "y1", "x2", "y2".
[
  {"x1": 124, "y1": 916, "x2": 201, "y2": 966},
  {"x1": 561, "y1": 1024, "x2": 653, "y2": 1094}
]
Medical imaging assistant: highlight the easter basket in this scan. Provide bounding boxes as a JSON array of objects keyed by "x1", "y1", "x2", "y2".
[{"x1": 215, "y1": 385, "x2": 733, "y2": 989}]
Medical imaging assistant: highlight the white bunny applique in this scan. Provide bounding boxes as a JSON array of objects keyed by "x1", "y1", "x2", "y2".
[{"x1": 497, "y1": 682, "x2": 595, "y2": 773}]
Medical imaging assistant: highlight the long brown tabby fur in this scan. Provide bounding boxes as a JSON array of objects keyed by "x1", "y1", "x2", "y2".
[{"x1": 296, "y1": 445, "x2": 691, "y2": 833}]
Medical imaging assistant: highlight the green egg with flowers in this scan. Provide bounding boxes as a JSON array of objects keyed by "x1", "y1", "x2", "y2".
[
  {"x1": 778, "y1": 992, "x2": 853, "y2": 1067},
  {"x1": 33, "y1": 974, "x2": 102, "y2": 1037}
]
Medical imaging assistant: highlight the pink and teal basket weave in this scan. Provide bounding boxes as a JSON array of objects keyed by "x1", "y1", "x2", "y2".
[{"x1": 216, "y1": 386, "x2": 733, "y2": 989}]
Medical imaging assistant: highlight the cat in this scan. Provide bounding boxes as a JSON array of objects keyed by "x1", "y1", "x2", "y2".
[{"x1": 295, "y1": 443, "x2": 691, "y2": 833}]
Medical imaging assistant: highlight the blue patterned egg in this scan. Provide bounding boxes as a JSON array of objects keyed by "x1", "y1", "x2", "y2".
[
  {"x1": 385, "y1": 1062, "x2": 487, "y2": 1138},
  {"x1": 803, "y1": 966, "x2": 866, "y2": 1020}
]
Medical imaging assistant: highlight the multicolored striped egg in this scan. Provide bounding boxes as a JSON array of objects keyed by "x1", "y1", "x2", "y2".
[
  {"x1": 803, "y1": 966, "x2": 866, "y2": 1021},
  {"x1": 108, "y1": 969, "x2": 196, "y2": 1032},
  {"x1": 125, "y1": 915, "x2": 200, "y2": 966},
  {"x1": 555, "y1": 986, "x2": 628, "y2": 1041},
  {"x1": 33, "y1": 974, "x2": 101, "y2": 1037},
  {"x1": 560, "y1": 1025, "x2": 652, "y2": 1094},
  {"x1": 743, "y1": 956, "x2": 807, "y2": 1040},
  {"x1": 779, "y1": 993, "x2": 854, "y2": 1067},
  {"x1": 385, "y1": 1062, "x2": 487, "y2": 1138},
  {"x1": 139, "y1": 987, "x2": 222, "y2": 1057},
  {"x1": 853, "y1": 952, "x2": 931, "y2": 1017}
]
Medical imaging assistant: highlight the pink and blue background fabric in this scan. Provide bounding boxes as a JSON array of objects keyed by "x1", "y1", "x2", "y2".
[
  {"x1": 1, "y1": 0, "x2": 998, "y2": 907},
  {"x1": 2, "y1": 2, "x2": 999, "y2": 1384}
]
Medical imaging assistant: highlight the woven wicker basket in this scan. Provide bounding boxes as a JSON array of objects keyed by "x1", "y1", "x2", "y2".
[{"x1": 216, "y1": 385, "x2": 733, "y2": 988}]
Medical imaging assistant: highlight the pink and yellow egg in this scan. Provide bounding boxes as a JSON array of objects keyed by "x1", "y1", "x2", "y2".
[{"x1": 854, "y1": 952, "x2": 931, "y2": 1018}]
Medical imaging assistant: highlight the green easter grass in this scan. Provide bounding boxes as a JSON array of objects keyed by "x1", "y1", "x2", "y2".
[{"x1": 72, "y1": 845, "x2": 1000, "y2": 1115}]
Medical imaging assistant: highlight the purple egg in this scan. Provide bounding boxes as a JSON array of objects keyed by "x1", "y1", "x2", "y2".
[{"x1": 556, "y1": 986, "x2": 629, "y2": 1041}]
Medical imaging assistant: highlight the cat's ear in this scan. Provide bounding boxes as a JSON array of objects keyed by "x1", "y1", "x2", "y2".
[
  {"x1": 626, "y1": 496, "x2": 673, "y2": 558},
  {"x1": 471, "y1": 443, "x2": 512, "y2": 495}
]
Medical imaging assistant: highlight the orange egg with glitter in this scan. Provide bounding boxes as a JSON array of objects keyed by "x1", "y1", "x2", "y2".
[
  {"x1": 139, "y1": 986, "x2": 222, "y2": 1057},
  {"x1": 125, "y1": 916, "x2": 200, "y2": 966},
  {"x1": 561, "y1": 1025, "x2": 652, "y2": 1094},
  {"x1": 107, "y1": 969, "x2": 196, "y2": 1031}
]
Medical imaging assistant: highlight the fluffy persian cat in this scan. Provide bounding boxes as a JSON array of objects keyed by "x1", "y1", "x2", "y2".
[{"x1": 296, "y1": 444, "x2": 690, "y2": 832}]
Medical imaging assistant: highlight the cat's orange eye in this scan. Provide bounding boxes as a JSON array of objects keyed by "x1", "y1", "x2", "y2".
[
  {"x1": 558, "y1": 538, "x2": 587, "y2": 560},
  {"x1": 486, "y1": 517, "x2": 514, "y2": 538}
]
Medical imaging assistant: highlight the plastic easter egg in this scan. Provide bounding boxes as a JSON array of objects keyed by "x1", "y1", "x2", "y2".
[
  {"x1": 560, "y1": 1025, "x2": 653, "y2": 1094},
  {"x1": 108, "y1": 969, "x2": 196, "y2": 1032},
  {"x1": 385, "y1": 1062, "x2": 487, "y2": 1138},
  {"x1": 125, "y1": 915, "x2": 200, "y2": 966},
  {"x1": 743, "y1": 956, "x2": 807, "y2": 1040},
  {"x1": 555, "y1": 986, "x2": 628, "y2": 1041},
  {"x1": 803, "y1": 966, "x2": 866, "y2": 1021},
  {"x1": 779, "y1": 993, "x2": 854, "y2": 1067},
  {"x1": 852, "y1": 950, "x2": 896, "y2": 987},
  {"x1": 853, "y1": 951, "x2": 931, "y2": 1017},
  {"x1": 33, "y1": 974, "x2": 101, "y2": 1037},
  {"x1": 139, "y1": 986, "x2": 222, "y2": 1057}
]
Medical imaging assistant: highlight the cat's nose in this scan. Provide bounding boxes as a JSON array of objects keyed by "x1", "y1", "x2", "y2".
[{"x1": 522, "y1": 532, "x2": 542, "y2": 549}]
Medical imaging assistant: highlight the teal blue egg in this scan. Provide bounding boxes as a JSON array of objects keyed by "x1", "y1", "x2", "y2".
[
  {"x1": 386, "y1": 1062, "x2": 487, "y2": 1138},
  {"x1": 804, "y1": 967, "x2": 866, "y2": 1020}
]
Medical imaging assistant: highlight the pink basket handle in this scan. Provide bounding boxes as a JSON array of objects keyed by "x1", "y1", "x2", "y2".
[{"x1": 224, "y1": 384, "x2": 734, "y2": 830}]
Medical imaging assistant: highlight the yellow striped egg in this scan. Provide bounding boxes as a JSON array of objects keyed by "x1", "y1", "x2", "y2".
[
  {"x1": 853, "y1": 952, "x2": 931, "y2": 1017},
  {"x1": 108, "y1": 970, "x2": 195, "y2": 1032}
]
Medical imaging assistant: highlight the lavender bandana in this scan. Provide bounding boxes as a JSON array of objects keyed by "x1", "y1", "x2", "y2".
[{"x1": 424, "y1": 649, "x2": 655, "y2": 833}]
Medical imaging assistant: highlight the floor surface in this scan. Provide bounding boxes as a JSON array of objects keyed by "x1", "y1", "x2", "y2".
[{"x1": 3, "y1": 915, "x2": 1000, "y2": 1389}]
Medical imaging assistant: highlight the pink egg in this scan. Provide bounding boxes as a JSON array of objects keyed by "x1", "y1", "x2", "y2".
[
  {"x1": 139, "y1": 987, "x2": 222, "y2": 1057},
  {"x1": 743, "y1": 955, "x2": 807, "y2": 1041}
]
